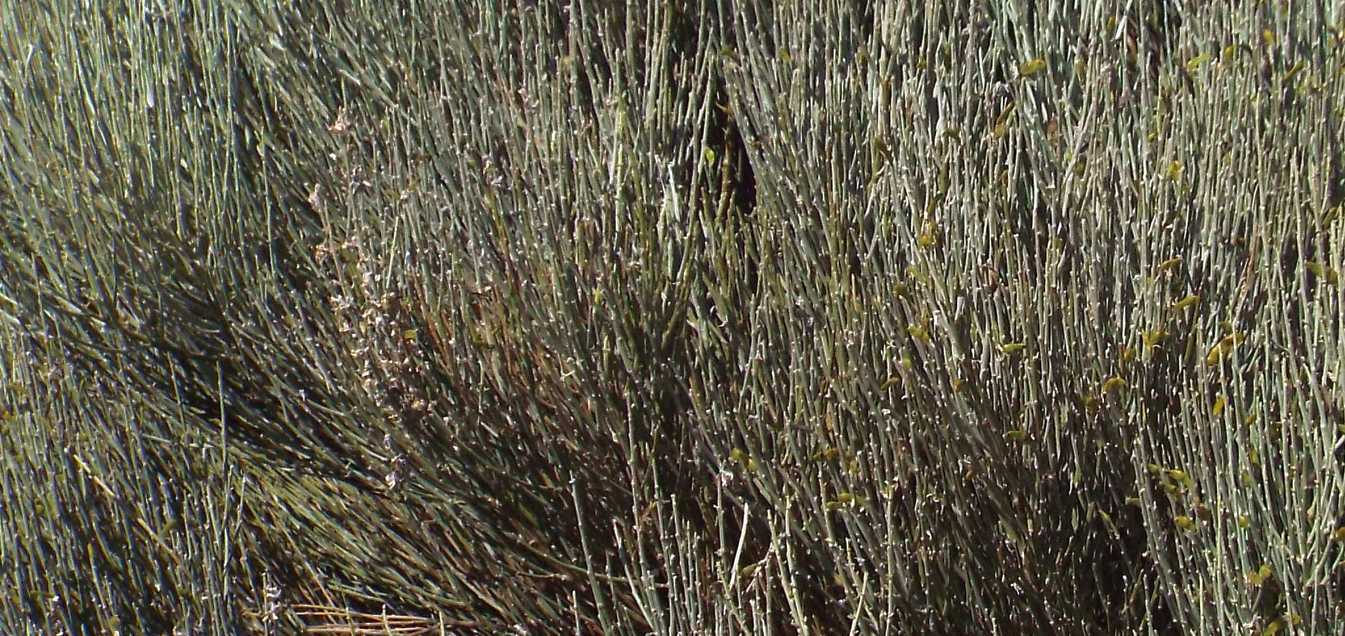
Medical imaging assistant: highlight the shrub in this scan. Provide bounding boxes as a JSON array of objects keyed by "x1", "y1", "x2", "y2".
[{"x1": 1, "y1": 1, "x2": 1341, "y2": 633}]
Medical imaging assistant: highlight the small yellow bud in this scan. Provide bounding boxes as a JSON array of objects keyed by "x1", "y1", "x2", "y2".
[
  {"x1": 1166, "y1": 160, "x2": 1183, "y2": 181},
  {"x1": 1248, "y1": 563, "x2": 1273, "y2": 586},
  {"x1": 1142, "y1": 329, "x2": 1167, "y2": 351},
  {"x1": 1165, "y1": 469, "x2": 1191, "y2": 487},
  {"x1": 916, "y1": 221, "x2": 939, "y2": 248},
  {"x1": 1019, "y1": 57, "x2": 1047, "y2": 77},
  {"x1": 1185, "y1": 52, "x2": 1212, "y2": 72},
  {"x1": 1170, "y1": 294, "x2": 1200, "y2": 311},
  {"x1": 812, "y1": 447, "x2": 840, "y2": 462}
]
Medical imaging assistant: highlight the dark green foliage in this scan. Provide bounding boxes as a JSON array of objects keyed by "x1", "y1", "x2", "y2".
[{"x1": 1, "y1": 1, "x2": 1342, "y2": 634}]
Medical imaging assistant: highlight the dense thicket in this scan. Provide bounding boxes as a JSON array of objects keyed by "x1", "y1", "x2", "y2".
[{"x1": 1, "y1": 1, "x2": 1342, "y2": 633}]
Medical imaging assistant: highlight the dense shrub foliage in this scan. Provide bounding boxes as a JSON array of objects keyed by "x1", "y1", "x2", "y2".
[{"x1": 1, "y1": 1, "x2": 1342, "y2": 633}]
